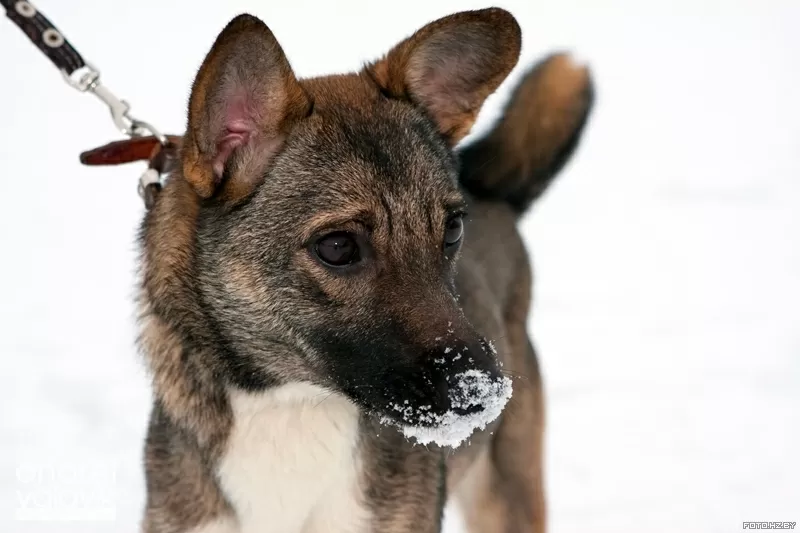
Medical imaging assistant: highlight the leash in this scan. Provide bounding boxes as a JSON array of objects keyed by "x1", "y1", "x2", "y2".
[{"x1": 1, "y1": 0, "x2": 180, "y2": 208}]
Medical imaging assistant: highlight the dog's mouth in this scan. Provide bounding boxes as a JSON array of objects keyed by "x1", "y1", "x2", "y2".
[{"x1": 377, "y1": 368, "x2": 513, "y2": 448}]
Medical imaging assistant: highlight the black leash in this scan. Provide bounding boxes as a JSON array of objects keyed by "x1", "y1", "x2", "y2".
[
  {"x1": 1, "y1": 0, "x2": 176, "y2": 207},
  {"x1": 1, "y1": 0, "x2": 86, "y2": 75}
]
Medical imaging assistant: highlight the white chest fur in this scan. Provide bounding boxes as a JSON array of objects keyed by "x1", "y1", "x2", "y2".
[{"x1": 214, "y1": 383, "x2": 370, "y2": 533}]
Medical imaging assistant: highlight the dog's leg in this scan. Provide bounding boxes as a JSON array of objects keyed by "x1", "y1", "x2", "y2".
[
  {"x1": 455, "y1": 344, "x2": 545, "y2": 532},
  {"x1": 361, "y1": 424, "x2": 447, "y2": 533},
  {"x1": 455, "y1": 264, "x2": 546, "y2": 533},
  {"x1": 456, "y1": 340, "x2": 545, "y2": 533},
  {"x1": 142, "y1": 403, "x2": 236, "y2": 533}
]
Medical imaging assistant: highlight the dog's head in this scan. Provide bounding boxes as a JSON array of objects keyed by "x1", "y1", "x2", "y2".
[{"x1": 179, "y1": 10, "x2": 521, "y2": 432}]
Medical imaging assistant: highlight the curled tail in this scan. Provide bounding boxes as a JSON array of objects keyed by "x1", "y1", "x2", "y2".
[{"x1": 458, "y1": 53, "x2": 594, "y2": 214}]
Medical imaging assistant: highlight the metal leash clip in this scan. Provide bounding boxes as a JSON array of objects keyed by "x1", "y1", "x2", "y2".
[{"x1": 61, "y1": 63, "x2": 168, "y2": 144}]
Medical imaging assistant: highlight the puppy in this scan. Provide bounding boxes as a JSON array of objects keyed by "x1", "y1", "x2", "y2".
[{"x1": 137, "y1": 7, "x2": 593, "y2": 533}]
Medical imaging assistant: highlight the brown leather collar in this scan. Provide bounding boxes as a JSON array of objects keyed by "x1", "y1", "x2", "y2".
[{"x1": 79, "y1": 135, "x2": 182, "y2": 209}]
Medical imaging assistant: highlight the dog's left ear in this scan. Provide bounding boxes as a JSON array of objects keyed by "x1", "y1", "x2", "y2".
[{"x1": 366, "y1": 8, "x2": 521, "y2": 145}]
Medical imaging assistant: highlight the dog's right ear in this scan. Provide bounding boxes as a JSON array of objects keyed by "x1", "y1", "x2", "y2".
[{"x1": 182, "y1": 14, "x2": 311, "y2": 201}]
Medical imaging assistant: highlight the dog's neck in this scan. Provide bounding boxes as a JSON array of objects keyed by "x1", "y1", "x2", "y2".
[
  {"x1": 138, "y1": 286, "x2": 346, "y2": 459},
  {"x1": 136, "y1": 174, "x2": 273, "y2": 458}
]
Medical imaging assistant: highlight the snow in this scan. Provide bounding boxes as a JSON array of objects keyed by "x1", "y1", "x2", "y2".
[
  {"x1": 1, "y1": 1, "x2": 799, "y2": 532},
  {"x1": 383, "y1": 370, "x2": 513, "y2": 447}
]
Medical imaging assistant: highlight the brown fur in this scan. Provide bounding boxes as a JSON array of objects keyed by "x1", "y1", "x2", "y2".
[
  {"x1": 137, "y1": 8, "x2": 593, "y2": 533},
  {"x1": 366, "y1": 8, "x2": 521, "y2": 144}
]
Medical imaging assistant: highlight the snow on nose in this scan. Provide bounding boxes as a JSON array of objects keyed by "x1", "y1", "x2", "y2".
[{"x1": 383, "y1": 368, "x2": 512, "y2": 448}]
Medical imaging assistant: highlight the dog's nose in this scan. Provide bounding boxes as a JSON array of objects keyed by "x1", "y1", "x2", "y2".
[
  {"x1": 447, "y1": 386, "x2": 485, "y2": 416},
  {"x1": 429, "y1": 336, "x2": 504, "y2": 414},
  {"x1": 452, "y1": 405, "x2": 483, "y2": 416}
]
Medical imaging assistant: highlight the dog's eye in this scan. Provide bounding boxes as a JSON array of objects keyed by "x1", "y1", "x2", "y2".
[
  {"x1": 444, "y1": 215, "x2": 464, "y2": 247},
  {"x1": 314, "y1": 232, "x2": 360, "y2": 267}
]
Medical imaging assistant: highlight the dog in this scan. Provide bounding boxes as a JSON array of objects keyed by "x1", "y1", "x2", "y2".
[{"x1": 137, "y1": 7, "x2": 593, "y2": 533}]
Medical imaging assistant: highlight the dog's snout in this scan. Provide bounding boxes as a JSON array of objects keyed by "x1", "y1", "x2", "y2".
[
  {"x1": 426, "y1": 335, "x2": 505, "y2": 412},
  {"x1": 372, "y1": 331, "x2": 511, "y2": 436},
  {"x1": 445, "y1": 370, "x2": 486, "y2": 416},
  {"x1": 430, "y1": 336, "x2": 499, "y2": 372}
]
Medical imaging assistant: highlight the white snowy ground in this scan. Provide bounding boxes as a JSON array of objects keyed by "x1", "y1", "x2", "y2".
[{"x1": 1, "y1": 1, "x2": 798, "y2": 532}]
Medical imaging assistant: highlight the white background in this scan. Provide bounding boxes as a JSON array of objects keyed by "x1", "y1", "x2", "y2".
[{"x1": 1, "y1": 1, "x2": 799, "y2": 532}]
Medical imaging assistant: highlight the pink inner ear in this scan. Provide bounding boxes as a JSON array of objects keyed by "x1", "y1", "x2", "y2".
[
  {"x1": 211, "y1": 96, "x2": 258, "y2": 179},
  {"x1": 212, "y1": 128, "x2": 250, "y2": 179}
]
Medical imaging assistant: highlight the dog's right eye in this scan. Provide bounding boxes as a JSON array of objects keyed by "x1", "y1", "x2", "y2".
[{"x1": 314, "y1": 232, "x2": 360, "y2": 267}]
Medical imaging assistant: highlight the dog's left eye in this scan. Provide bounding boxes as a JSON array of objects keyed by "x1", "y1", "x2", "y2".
[{"x1": 444, "y1": 215, "x2": 464, "y2": 247}]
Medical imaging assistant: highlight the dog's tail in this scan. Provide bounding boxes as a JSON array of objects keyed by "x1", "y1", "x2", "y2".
[{"x1": 458, "y1": 53, "x2": 594, "y2": 215}]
